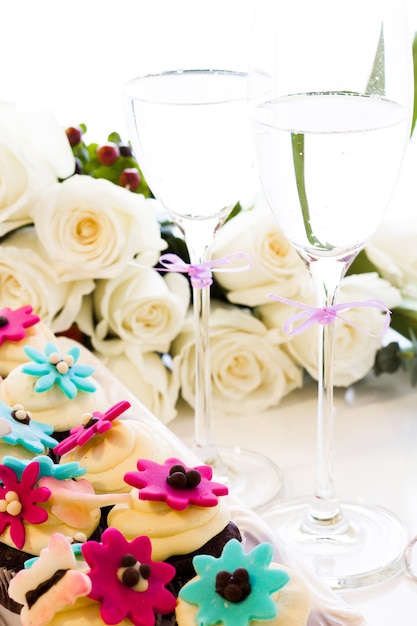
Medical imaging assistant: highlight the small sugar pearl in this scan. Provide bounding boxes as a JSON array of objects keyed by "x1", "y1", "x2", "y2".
[
  {"x1": 0, "y1": 501, "x2": 7, "y2": 512},
  {"x1": 5, "y1": 491, "x2": 19, "y2": 503},
  {"x1": 49, "y1": 352, "x2": 61, "y2": 365},
  {"x1": 7, "y1": 500, "x2": 22, "y2": 516},
  {"x1": 63, "y1": 355, "x2": 74, "y2": 367},
  {"x1": 56, "y1": 361, "x2": 69, "y2": 375},
  {"x1": 14, "y1": 408, "x2": 28, "y2": 421}
]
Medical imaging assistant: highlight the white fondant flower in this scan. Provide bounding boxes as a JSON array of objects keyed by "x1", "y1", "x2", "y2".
[
  {"x1": 171, "y1": 301, "x2": 302, "y2": 415},
  {"x1": 31, "y1": 175, "x2": 166, "y2": 281},
  {"x1": 8, "y1": 533, "x2": 91, "y2": 626}
]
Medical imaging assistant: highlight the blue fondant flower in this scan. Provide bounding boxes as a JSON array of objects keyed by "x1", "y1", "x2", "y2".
[
  {"x1": 179, "y1": 539, "x2": 290, "y2": 626},
  {"x1": 2, "y1": 455, "x2": 86, "y2": 481},
  {"x1": 0, "y1": 401, "x2": 57, "y2": 454},
  {"x1": 22, "y1": 342, "x2": 96, "y2": 399}
]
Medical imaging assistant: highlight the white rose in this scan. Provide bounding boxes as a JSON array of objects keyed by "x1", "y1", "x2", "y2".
[
  {"x1": 82, "y1": 267, "x2": 190, "y2": 354},
  {"x1": 0, "y1": 102, "x2": 74, "y2": 237},
  {"x1": 99, "y1": 347, "x2": 180, "y2": 425},
  {"x1": 265, "y1": 273, "x2": 402, "y2": 387},
  {"x1": 171, "y1": 301, "x2": 302, "y2": 416},
  {"x1": 31, "y1": 175, "x2": 166, "y2": 281},
  {"x1": 0, "y1": 226, "x2": 94, "y2": 332},
  {"x1": 366, "y1": 217, "x2": 417, "y2": 298},
  {"x1": 212, "y1": 194, "x2": 310, "y2": 307}
]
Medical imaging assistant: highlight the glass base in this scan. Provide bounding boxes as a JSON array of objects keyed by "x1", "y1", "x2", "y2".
[
  {"x1": 193, "y1": 443, "x2": 284, "y2": 510},
  {"x1": 259, "y1": 496, "x2": 407, "y2": 590}
]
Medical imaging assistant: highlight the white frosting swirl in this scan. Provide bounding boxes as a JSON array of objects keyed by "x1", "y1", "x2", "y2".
[
  {"x1": 59, "y1": 419, "x2": 175, "y2": 494},
  {"x1": 107, "y1": 489, "x2": 231, "y2": 561},
  {"x1": 0, "y1": 323, "x2": 56, "y2": 377},
  {"x1": 0, "y1": 365, "x2": 108, "y2": 432}
]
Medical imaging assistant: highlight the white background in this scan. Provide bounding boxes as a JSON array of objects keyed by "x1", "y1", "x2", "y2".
[{"x1": 0, "y1": 0, "x2": 415, "y2": 141}]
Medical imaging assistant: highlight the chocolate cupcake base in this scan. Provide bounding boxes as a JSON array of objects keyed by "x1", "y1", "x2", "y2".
[{"x1": 165, "y1": 521, "x2": 242, "y2": 596}]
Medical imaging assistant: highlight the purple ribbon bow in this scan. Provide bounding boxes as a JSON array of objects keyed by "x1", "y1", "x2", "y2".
[
  {"x1": 268, "y1": 294, "x2": 391, "y2": 337},
  {"x1": 158, "y1": 252, "x2": 252, "y2": 288}
]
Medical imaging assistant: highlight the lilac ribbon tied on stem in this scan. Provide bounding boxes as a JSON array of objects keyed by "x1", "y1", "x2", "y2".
[
  {"x1": 268, "y1": 294, "x2": 391, "y2": 337},
  {"x1": 157, "y1": 252, "x2": 252, "y2": 288}
]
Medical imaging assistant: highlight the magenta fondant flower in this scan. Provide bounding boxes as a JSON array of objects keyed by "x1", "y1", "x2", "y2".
[
  {"x1": 0, "y1": 461, "x2": 51, "y2": 549},
  {"x1": 124, "y1": 457, "x2": 228, "y2": 511},
  {"x1": 82, "y1": 527, "x2": 176, "y2": 626},
  {"x1": 0, "y1": 305, "x2": 40, "y2": 345},
  {"x1": 54, "y1": 400, "x2": 131, "y2": 456}
]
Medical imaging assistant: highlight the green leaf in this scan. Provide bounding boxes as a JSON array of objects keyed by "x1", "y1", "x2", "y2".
[{"x1": 365, "y1": 25, "x2": 385, "y2": 95}]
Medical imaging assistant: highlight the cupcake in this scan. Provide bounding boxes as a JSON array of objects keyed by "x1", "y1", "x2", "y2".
[
  {"x1": 0, "y1": 341, "x2": 108, "y2": 442},
  {"x1": 8, "y1": 528, "x2": 177, "y2": 626},
  {"x1": 0, "y1": 455, "x2": 129, "y2": 613},
  {"x1": 0, "y1": 400, "x2": 58, "y2": 462},
  {"x1": 176, "y1": 538, "x2": 311, "y2": 626},
  {"x1": 54, "y1": 401, "x2": 175, "y2": 494},
  {"x1": 107, "y1": 457, "x2": 242, "y2": 594},
  {"x1": 0, "y1": 305, "x2": 56, "y2": 378}
]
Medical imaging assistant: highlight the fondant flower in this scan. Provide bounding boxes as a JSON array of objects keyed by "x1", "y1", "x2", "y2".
[
  {"x1": 0, "y1": 401, "x2": 57, "y2": 454},
  {"x1": 2, "y1": 455, "x2": 86, "y2": 481},
  {"x1": 179, "y1": 539, "x2": 290, "y2": 626},
  {"x1": 54, "y1": 400, "x2": 131, "y2": 456},
  {"x1": 22, "y1": 341, "x2": 96, "y2": 398},
  {"x1": 8, "y1": 533, "x2": 91, "y2": 626},
  {"x1": 0, "y1": 305, "x2": 40, "y2": 344},
  {"x1": 82, "y1": 527, "x2": 176, "y2": 626},
  {"x1": 0, "y1": 416, "x2": 11, "y2": 437},
  {"x1": 0, "y1": 461, "x2": 50, "y2": 549},
  {"x1": 124, "y1": 457, "x2": 228, "y2": 511}
]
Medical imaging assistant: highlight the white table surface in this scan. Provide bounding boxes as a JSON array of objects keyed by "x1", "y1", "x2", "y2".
[{"x1": 169, "y1": 366, "x2": 417, "y2": 625}]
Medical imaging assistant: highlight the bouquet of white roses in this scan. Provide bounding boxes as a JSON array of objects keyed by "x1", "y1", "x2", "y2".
[{"x1": 0, "y1": 74, "x2": 416, "y2": 424}]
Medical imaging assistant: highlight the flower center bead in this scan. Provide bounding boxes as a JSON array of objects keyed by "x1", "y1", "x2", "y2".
[
  {"x1": 0, "y1": 316, "x2": 9, "y2": 328},
  {"x1": 11, "y1": 403, "x2": 31, "y2": 426},
  {"x1": 82, "y1": 413, "x2": 98, "y2": 429},
  {"x1": 166, "y1": 464, "x2": 202, "y2": 489},
  {"x1": 215, "y1": 568, "x2": 251, "y2": 603},
  {"x1": 0, "y1": 490, "x2": 23, "y2": 516},
  {"x1": 117, "y1": 553, "x2": 151, "y2": 592},
  {"x1": 48, "y1": 352, "x2": 74, "y2": 375}
]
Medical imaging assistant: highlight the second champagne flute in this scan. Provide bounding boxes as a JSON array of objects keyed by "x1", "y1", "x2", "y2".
[{"x1": 124, "y1": 66, "x2": 283, "y2": 509}]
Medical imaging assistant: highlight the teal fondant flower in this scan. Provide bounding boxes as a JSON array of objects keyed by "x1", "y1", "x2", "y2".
[
  {"x1": 179, "y1": 539, "x2": 290, "y2": 626},
  {"x1": 0, "y1": 401, "x2": 57, "y2": 453},
  {"x1": 22, "y1": 342, "x2": 96, "y2": 399},
  {"x1": 2, "y1": 455, "x2": 86, "y2": 481}
]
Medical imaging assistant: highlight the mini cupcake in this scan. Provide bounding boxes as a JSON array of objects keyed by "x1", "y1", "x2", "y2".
[
  {"x1": 0, "y1": 341, "x2": 108, "y2": 442},
  {"x1": 54, "y1": 401, "x2": 175, "y2": 494},
  {"x1": 0, "y1": 400, "x2": 58, "y2": 462},
  {"x1": 8, "y1": 528, "x2": 177, "y2": 626},
  {"x1": 0, "y1": 305, "x2": 56, "y2": 378},
  {"x1": 107, "y1": 457, "x2": 241, "y2": 594},
  {"x1": 176, "y1": 539, "x2": 311, "y2": 626},
  {"x1": 0, "y1": 455, "x2": 130, "y2": 613}
]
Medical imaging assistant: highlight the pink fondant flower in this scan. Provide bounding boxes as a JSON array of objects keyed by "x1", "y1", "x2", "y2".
[
  {"x1": 54, "y1": 400, "x2": 131, "y2": 456},
  {"x1": 0, "y1": 461, "x2": 50, "y2": 549},
  {"x1": 82, "y1": 527, "x2": 176, "y2": 626},
  {"x1": 124, "y1": 457, "x2": 228, "y2": 511},
  {"x1": 0, "y1": 305, "x2": 40, "y2": 345}
]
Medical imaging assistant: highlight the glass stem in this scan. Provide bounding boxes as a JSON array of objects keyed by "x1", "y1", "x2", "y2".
[
  {"x1": 304, "y1": 258, "x2": 349, "y2": 533},
  {"x1": 179, "y1": 217, "x2": 228, "y2": 472}
]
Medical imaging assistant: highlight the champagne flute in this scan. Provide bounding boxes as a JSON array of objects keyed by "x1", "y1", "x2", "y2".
[
  {"x1": 249, "y1": 0, "x2": 413, "y2": 587},
  {"x1": 123, "y1": 14, "x2": 284, "y2": 509}
]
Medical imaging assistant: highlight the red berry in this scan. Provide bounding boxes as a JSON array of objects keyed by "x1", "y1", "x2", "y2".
[
  {"x1": 119, "y1": 168, "x2": 141, "y2": 191},
  {"x1": 97, "y1": 142, "x2": 120, "y2": 166},
  {"x1": 66, "y1": 125, "x2": 83, "y2": 147},
  {"x1": 118, "y1": 143, "x2": 133, "y2": 157}
]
